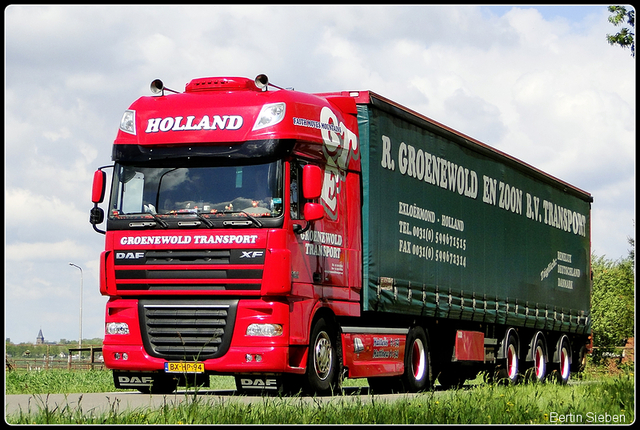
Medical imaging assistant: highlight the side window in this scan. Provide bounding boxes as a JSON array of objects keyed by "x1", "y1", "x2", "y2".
[
  {"x1": 121, "y1": 171, "x2": 145, "y2": 214},
  {"x1": 289, "y1": 161, "x2": 309, "y2": 220}
]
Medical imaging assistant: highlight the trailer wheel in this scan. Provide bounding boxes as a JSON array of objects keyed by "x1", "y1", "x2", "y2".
[
  {"x1": 304, "y1": 317, "x2": 341, "y2": 395},
  {"x1": 400, "y1": 326, "x2": 430, "y2": 392},
  {"x1": 496, "y1": 332, "x2": 519, "y2": 384},
  {"x1": 525, "y1": 336, "x2": 547, "y2": 383},
  {"x1": 550, "y1": 337, "x2": 571, "y2": 385}
]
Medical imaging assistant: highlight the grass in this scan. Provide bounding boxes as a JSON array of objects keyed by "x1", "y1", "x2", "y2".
[
  {"x1": 5, "y1": 367, "x2": 635, "y2": 424},
  {"x1": 5, "y1": 369, "x2": 235, "y2": 395}
]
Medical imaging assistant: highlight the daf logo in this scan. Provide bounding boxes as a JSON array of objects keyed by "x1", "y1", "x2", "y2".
[
  {"x1": 116, "y1": 252, "x2": 145, "y2": 260},
  {"x1": 240, "y1": 251, "x2": 264, "y2": 259},
  {"x1": 117, "y1": 376, "x2": 153, "y2": 386},
  {"x1": 240, "y1": 377, "x2": 278, "y2": 389}
]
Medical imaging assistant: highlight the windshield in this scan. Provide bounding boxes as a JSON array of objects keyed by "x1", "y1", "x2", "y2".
[{"x1": 109, "y1": 161, "x2": 283, "y2": 222}]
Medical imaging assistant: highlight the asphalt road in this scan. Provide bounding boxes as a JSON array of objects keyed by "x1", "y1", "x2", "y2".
[
  {"x1": 5, "y1": 381, "x2": 592, "y2": 419},
  {"x1": 5, "y1": 386, "x2": 416, "y2": 417}
]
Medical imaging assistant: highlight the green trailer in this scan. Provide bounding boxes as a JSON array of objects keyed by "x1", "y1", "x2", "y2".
[{"x1": 356, "y1": 92, "x2": 592, "y2": 387}]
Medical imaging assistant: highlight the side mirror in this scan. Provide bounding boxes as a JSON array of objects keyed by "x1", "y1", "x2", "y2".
[
  {"x1": 90, "y1": 168, "x2": 108, "y2": 234},
  {"x1": 90, "y1": 206, "x2": 105, "y2": 225},
  {"x1": 92, "y1": 170, "x2": 107, "y2": 204},
  {"x1": 293, "y1": 164, "x2": 324, "y2": 235},
  {"x1": 302, "y1": 164, "x2": 322, "y2": 200},
  {"x1": 303, "y1": 203, "x2": 324, "y2": 222}
]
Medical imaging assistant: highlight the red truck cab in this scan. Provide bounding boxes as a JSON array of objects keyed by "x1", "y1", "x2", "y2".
[{"x1": 91, "y1": 76, "x2": 369, "y2": 394}]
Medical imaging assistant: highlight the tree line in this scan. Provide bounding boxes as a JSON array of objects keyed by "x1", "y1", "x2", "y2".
[
  {"x1": 6, "y1": 338, "x2": 104, "y2": 359},
  {"x1": 590, "y1": 237, "x2": 635, "y2": 363}
]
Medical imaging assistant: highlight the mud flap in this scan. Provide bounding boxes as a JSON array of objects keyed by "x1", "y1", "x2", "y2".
[
  {"x1": 113, "y1": 371, "x2": 158, "y2": 390},
  {"x1": 113, "y1": 370, "x2": 208, "y2": 393},
  {"x1": 235, "y1": 374, "x2": 283, "y2": 392}
]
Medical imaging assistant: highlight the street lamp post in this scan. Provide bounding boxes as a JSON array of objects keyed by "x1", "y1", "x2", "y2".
[{"x1": 69, "y1": 263, "x2": 83, "y2": 349}]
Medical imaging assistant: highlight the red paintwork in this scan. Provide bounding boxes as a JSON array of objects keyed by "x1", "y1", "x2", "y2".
[
  {"x1": 114, "y1": 78, "x2": 361, "y2": 173},
  {"x1": 104, "y1": 297, "x2": 296, "y2": 373},
  {"x1": 100, "y1": 76, "x2": 387, "y2": 379},
  {"x1": 453, "y1": 330, "x2": 485, "y2": 362},
  {"x1": 341, "y1": 332, "x2": 406, "y2": 378}
]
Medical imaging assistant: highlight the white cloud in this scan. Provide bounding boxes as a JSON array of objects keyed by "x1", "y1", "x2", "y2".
[
  {"x1": 5, "y1": 240, "x2": 93, "y2": 262},
  {"x1": 5, "y1": 188, "x2": 89, "y2": 240},
  {"x1": 4, "y1": 5, "x2": 635, "y2": 343}
]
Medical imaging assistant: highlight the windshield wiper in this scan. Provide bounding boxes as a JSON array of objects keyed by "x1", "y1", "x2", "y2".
[
  {"x1": 151, "y1": 213, "x2": 169, "y2": 228},
  {"x1": 194, "y1": 212, "x2": 215, "y2": 228}
]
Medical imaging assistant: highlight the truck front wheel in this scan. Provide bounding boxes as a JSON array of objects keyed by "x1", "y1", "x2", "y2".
[{"x1": 304, "y1": 317, "x2": 342, "y2": 395}]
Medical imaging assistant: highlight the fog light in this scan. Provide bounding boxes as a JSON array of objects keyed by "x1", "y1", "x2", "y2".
[
  {"x1": 255, "y1": 354, "x2": 262, "y2": 362},
  {"x1": 246, "y1": 323, "x2": 283, "y2": 337},
  {"x1": 246, "y1": 354, "x2": 253, "y2": 362}
]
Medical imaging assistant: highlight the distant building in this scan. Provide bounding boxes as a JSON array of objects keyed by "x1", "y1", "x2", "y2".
[{"x1": 36, "y1": 329, "x2": 44, "y2": 345}]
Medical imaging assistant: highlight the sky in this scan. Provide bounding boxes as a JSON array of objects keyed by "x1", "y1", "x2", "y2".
[{"x1": 4, "y1": 5, "x2": 635, "y2": 345}]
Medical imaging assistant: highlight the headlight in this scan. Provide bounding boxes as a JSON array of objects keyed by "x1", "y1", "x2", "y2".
[
  {"x1": 119, "y1": 110, "x2": 136, "y2": 135},
  {"x1": 252, "y1": 103, "x2": 286, "y2": 131},
  {"x1": 106, "y1": 322, "x2": 130, "y2": 335},
  {"x1": 246, "y1": 323, "x2": 283, "y2": 337}
]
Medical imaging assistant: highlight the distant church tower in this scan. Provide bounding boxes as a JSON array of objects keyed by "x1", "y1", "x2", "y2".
[{"x1": 36, "y1": 329, "x2": 44, "y2": 345}]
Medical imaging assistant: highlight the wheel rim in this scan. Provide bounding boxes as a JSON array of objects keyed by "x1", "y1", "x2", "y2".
[
  {"x1": 560, "y1": 346, "x2": 570, "y2": 380},
  {"x1": 411, "y1": 338, "x2": 426, "y2": 381},
  {"x1": 313, "y1": 331, "x2": 333, "y2": 381},
  {"x1": 534, "y1": 345, "x2": 546, "y2": 380},
  {"x1": 507, "y1": 344, "x2": 518, "y2": 380}
]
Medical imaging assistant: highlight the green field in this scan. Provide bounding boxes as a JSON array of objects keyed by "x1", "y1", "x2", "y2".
[{"x1": 5, "y1": 365, "x2": 634, "y2": 425}]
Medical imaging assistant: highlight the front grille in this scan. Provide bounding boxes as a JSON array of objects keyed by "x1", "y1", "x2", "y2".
[
  {"x1": 146, "y1": 249, "x2": 232, "y2": 264},
  {"x1": 139, "y1": 299, "x2": 237, "y2": 360},
  {"x1": 114, "y1": 249, "x2": 264, "y2": 291}
]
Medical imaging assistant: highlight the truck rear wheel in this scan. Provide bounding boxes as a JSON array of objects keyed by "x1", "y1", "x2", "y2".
[
  {"x1": 303, "y1": 317, "x2": 341, "y2": 395},
  {"x1": 400, "y1": 326, "x2": 430, "y2": 392},
  {"x1": 368, "y1": 326, "x2": 430, "y2": 393}
]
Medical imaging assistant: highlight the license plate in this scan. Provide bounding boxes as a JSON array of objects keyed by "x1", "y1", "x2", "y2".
[{"x1": 164, "y1": 362, "x2": 205, "y2": 373}]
